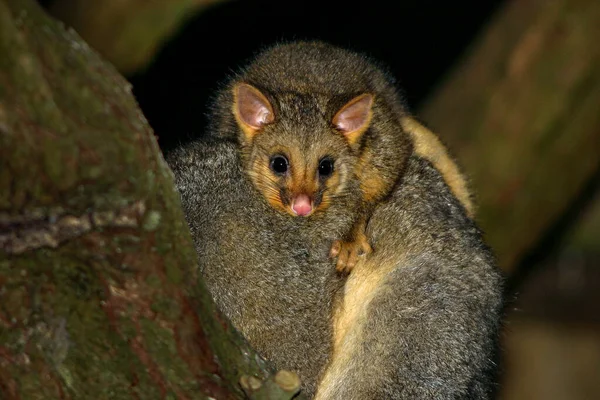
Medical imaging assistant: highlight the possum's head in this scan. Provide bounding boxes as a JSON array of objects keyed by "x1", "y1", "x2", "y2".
[{"x1": 232, "y1": 82, "x2": 372, "y2": 217}]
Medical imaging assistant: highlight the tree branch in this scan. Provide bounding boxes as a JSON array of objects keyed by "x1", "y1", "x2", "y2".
[
  {"x1": 421, "y1": 0, "x2": 600, "y2": 273},
  {"x1": 0, "y1": 1, "x2": 273, "y2": 398}
]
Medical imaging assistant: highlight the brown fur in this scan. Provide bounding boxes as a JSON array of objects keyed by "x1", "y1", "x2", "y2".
[
  {"x1": 326, "y1": 118, "x2": 477, "y2": 385},
  {"x1": 401, "y1": 116, "x2": 475, "y2": 217},
  {"x1": 168, "y1": 138, "x2": 504, "y2": 398},
  {"x1": 314, "y1": 155, "x2": 503, "y2": 399},
  {"x1": 217, "y1": 42, "x2": 413, "y2": 272},
  {"x1": 173, "y1": 41, "x2": 504, "y2": 398},
  {"x1": 356, "y1": 151, "x2": 392, "y2": 203}
]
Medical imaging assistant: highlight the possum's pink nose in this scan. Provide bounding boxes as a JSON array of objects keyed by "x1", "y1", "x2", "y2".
[{"x1": 292, "y1": 194, "x2": 313, "y2": 216}]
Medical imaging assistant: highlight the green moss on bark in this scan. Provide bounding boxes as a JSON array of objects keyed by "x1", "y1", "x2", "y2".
[{"x1": 0, "y1": 1, "x2": 272, "y2": 398}]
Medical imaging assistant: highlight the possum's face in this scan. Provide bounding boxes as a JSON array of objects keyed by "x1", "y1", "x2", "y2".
[
  {"x1": 243, "y1": 123, "x2": 353, "y2": 217},
  {"x1": 232, "y1": 83, "x2": 372, "y2": 217}
]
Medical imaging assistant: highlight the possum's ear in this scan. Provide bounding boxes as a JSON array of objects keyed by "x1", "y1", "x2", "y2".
[
  {"x1": 233, "y1": 83, "x2": 275, "y2": 140},
  {"x1": 332, "y1": 94, "x2": 374, "y2": 145}
]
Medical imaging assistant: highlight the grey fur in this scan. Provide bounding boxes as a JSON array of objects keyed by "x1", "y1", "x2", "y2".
[
  {"x1": 168, "y1": 138, "x2": 359, "y2": 396},
  {"x1": 315, "y1": 157, "x2": 504, "y2": 399},
  {"x1": 167, "y1": 139, "x2": 504, "y2": 399},
  {"x1": 167, "y1": 40, "x2": 504, "y2": 399}
]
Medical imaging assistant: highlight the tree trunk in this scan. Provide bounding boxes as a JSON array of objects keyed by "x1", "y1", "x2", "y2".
[
  {"x1": 0, "y1": 1, "x2": 293, "y2": 398},
  {"x1": 420, "y1": 0, "x2": 600, "y2": 273}
]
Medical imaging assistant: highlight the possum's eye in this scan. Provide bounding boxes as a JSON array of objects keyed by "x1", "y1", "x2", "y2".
[
  {"x1": 270, "y1": 155, "x2": 289, "y2": 175},
  {"x1": 318, "y1": 157, "x2": 334, "y2": 178}
]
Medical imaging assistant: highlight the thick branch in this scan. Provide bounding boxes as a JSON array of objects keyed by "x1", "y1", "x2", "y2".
[
  {"x1": 420, "y1": 0, "x2": 600, "y2": 273},
  {"x1": 0, "y1": 0, "x2": 271, "y2": 398}
]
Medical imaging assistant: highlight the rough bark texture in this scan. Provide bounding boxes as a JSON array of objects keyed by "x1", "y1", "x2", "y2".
[
  {"x1": 421, "y1": 0, "x2": 600, "y2": 273},
  {"x1": 48, "y1": 0, "x2": 227, "y2": 75},
  {"x1": 0, "y1": 1, "x2": 274, "y2": 398}
]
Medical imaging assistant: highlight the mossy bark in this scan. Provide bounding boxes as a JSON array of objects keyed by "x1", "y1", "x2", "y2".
[
  {"x1": 0, "y1": 1, "x2": 274, "y2": 398},
  {"x1": 421, "y1": 0, "x2": 600, "y2": 273}
]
